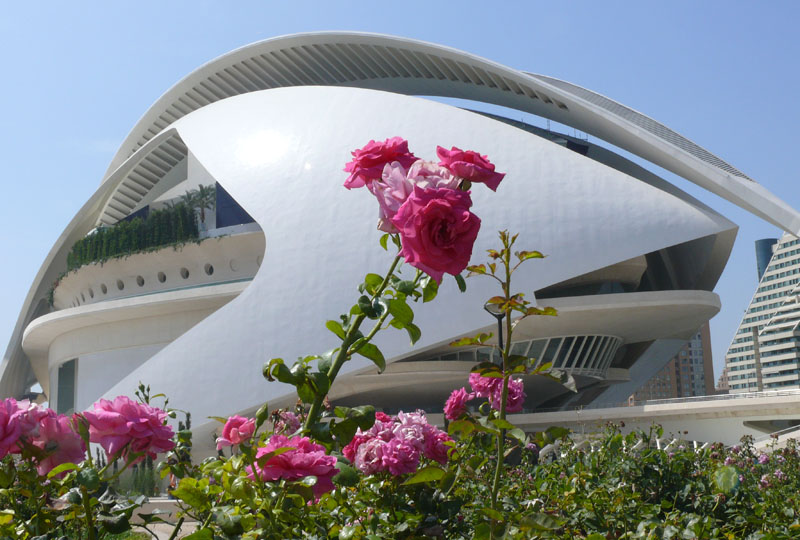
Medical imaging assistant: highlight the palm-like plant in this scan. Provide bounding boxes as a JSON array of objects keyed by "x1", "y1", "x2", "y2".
[{"x1": 180, "y1": 183, "x2": 216, "y2": 225}]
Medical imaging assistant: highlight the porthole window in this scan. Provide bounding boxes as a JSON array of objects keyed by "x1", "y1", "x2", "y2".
[
  {"x1": 204, "y1": 263, "x2": 214, "y2": 276},
  {"x1": 180, "y1": 267, "x2": 190, "y2": 279},
  {"x1": 100, "y1": 283, "x2": 107, "y2": 294},
  {"x1": 88, "y1": 288, "x2": 94, "y2": 298},
  {"x1": 117, "y1": 279, "x2": 124, "y2": 291},
  {"x1": 158, "y1": 271, "x2": 166, "y2": 283},
  {"x1": 229, "y1": 259, "x2": 239, "y2": 272},
  {"x1": 136, "y1": 275, "x2": 145, "y2": 287}
]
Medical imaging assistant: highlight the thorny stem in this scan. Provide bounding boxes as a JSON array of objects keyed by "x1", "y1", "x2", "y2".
[{"x1": 305, "y1": 253, "x2": 403, "y2": 429}]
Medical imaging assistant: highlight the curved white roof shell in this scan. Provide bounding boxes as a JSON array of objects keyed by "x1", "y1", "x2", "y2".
[{"x1": 102, "y1": 31, "x2": 800, "y2": 235}]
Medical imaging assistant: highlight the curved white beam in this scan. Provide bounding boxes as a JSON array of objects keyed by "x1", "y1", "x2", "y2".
[{"x1": 101, "y1": 31, "x2": 800, "y2": 234}]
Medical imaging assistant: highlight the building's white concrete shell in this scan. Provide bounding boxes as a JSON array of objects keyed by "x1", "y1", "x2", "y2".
[{"x1": 3, "y1": 33, "x2": 799, "y2": 447}]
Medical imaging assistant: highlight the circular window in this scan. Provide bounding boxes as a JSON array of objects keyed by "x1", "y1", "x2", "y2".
[
  {"x1": 117, "y1": 279, "x2": 125, "y2": 291},
  {"x1": 204, "y1": 263, "x2": 214, "y2": 276},
  {"x1": 180, "y1": 267, "x2": 190, "y2": 279},
  {"x1": 100, "y1": 283, "x2": 107, "y2": 294},
  {"x1": 88, "y1": 288, "x2": 94, "y2": 298},
  {"x1": 158, "y1": 271, "x2": 166, "y2": 283},
  {"x1": 229, "y1": 259, "x2": 239, "y2": 272},
  {"x1": 136, "y1": 275, "x2": 145, "y2": 287}
]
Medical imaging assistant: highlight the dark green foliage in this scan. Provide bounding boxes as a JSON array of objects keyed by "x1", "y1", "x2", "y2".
[{"x1": 65, "y1": 204, "x2": 199, "y2": 272}]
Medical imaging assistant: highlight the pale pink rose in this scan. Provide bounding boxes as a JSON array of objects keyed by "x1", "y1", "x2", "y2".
[
  {"x1": 373, "y1": 161, "x2": 463, "y2": 233},
  {"x1": 367, "y1": 418, "x2": 395, "y2": 442},
  {"x1": 344, "y1": 137, "x2": 416, "y2": 189},
  {"x1": 12, "y1": 400, "x2": 48, "y2": 438},
  {"x1": 391, "y1": 186, "x2": 481, "y2": 284},
  {"x1": 444, "y1": 387, "x2": 473, "y2": 421},
  {"x1": 30, "y1": 412, "x2": 86, "y2": 476},
  {"x1": 273, "y1": 410, "x2": 301, "y2": 435},
  {"x1": 381, "y1": 438, "x2": 420, "y2": 476},
  {"x1": 0, "y1": 398, "x2": 22, "y2": 458},
  {"x1": 216, "y1": 415, "x2": 256, "y2": 450},
  {"x1": 469, "y1": 372, "x2": 502, "y2": 399},
  {"x1": 250, "y1": 435, "x2": 339, "y2": 497},
  {"x1": 437, "y1": 146, "x2": 505, "y2": 191},
  {"x1": 423, "y1": 430, "x2": 453, "y2": 465},
  {"x1": 354, "y1": 437, "x2": 387, "y2": 475},
  {"x1": 84, "y1": 396, "x2": 175, "y2": 464},
  {"x1": 391, "y1": 420, "x2": 426, "y2": 451}
]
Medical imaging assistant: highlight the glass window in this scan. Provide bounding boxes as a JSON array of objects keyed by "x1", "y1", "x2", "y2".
[{"x1": 57, "y1": 359, "x2": 76, "y2": 415}]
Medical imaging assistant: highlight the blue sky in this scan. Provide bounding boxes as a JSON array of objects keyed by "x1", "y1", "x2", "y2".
[{"x1": 2, "y1": 1, "x2": 799, "y2": 384}]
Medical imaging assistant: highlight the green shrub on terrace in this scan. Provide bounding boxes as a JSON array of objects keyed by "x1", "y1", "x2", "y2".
[{"x1": 66, "y1": 203, "x2": 199, "y2": 271}]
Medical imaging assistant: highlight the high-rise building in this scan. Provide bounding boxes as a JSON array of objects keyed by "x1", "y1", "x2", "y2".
[
  {"x1": 725, "y1": 233, "x2": 800, "y2": 392},
  {"x1": 629, "y1": 322, "x2": 714, "y2": 402},
  {"x1": 716, "y1": 366, "x2": 730, "y2": 394}
]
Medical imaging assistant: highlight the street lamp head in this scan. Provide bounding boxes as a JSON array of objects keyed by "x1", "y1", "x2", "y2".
[{"x1": 483, "y1": 301, "x2": 505, "y2": 320}]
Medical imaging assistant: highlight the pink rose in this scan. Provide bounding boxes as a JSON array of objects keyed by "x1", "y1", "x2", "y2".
[
  {"x1": 423, "y1": 430, "x2": 453, "y2": 465},
  {"x1": 343, "y1": 433, "x2": 370, "y2": 463},
  {"x1": 12, "y1": 400, "x2": 48, "y2": 438},
  {"x1": 469, "y1": 373, "x2": 526, "y2": 412},
  {"x1": 391, "y1": 186, "x2": 480, "y2": 284},
  {"x1": 381, "y1": 438, "x2": 420, "y2": 476},
  {"x1": 375, "y1": 412, "x2": 393, "y2": 423},
  {"x1": 437, "y1": 146, "x2": 505, "y2": 191},
  {"x1": 469, "y1": 372, "x2": 502, "y2": 399},
  {"x1": 354, "y1": 437, "x2": 387, "y2": 475},
  {"x1": 373, "y1": 161, "x2": 463, "y2": 233},
  {"x1": 344, "y1": 137, "x2": 416, "y2": 189},
  {"x1": 444, "y1": 387, "x2": 474, "y2": 421},
  {"x1": 30, "y1": 412, "x2": 86, "y2": 476},
  {"x1": 216, "y1": 415, "x2": 256, "y2": 450},
  {"x1": 250, "y1": 435, "x2": 339, "y2": 497},
  {"x1": 273, "y1": 410, "x2": 301, "y2": 435},
  {"x1": 84, "y1": 396, "x2": 175, "y2": 464},
  {"x1": 0, "y1": 399, "x2": 22, "y2": 458},
  {"x1": 503, "y1": 378, "x2": 526, "y2": 413}
]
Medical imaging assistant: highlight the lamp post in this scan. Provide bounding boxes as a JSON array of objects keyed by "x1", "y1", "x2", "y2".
[{"x1": 484, "y1": 302, "x2": 506, "y2": 364}]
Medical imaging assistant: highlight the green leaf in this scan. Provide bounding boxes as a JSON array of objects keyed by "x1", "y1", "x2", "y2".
[
  {"x1": 448, "y1": 419, "x2": 476, "y2": 437},
  {"x1": 46, "y1": 462, "x2": 78, "y2": 479},
  {"x1": 325, "y1": 320, "x2": 346, "y2": 339},
  {"x1": 525, "y1": 306, "x2": 557, "y2": 317},
  {"x1": 455, "y1": 274, "x2": 467, "y2": 292},
  {"x1": 364, "y1": 273, "x2": 383, "y2": 295},
  {"x1": 309, "y1": 421, "x2": 332, "y2": 443},
  {"x1": 515, "y1": 250, "x2": 545, "y2": 261},
  {"x1": 388, "y1": 298, "x2": 414, "y2": 325},
  {"x1": 491, "y1": 418, "x2": 516, "y2": 430},
  {"x1": 422, "y1": 277, "x2": 439, "y2": 302},
  {"x1": 403, "y1": 465, "x2": 446, "y2": 485},
  {"x1": 357, "y1": 295, "x2": 377, "y2": 318},
  {"x1": 379, "y1": 233, "x2": 390, "y2": 251},
  {"x1": 518, "y1": 512, "x2": 561, "y2": 531},
  {"x1": 439, "y1": 470, "x2": 457, "y2": 492},
  {"x1": 333, "y1": 463, "x2": 360, "y2": 487},
  {"x1": 405, "y1": 323, "x2": 421, "y2": 345},
  {"x1": 396, "y1": 280, "x2": 416, "y2": 295},
  {"x1": 98, "y1": 513, "x2": 131, "y2": 534},
  {"x1": 212, "y1": 509, "x2": 244, "y2": 536},
  {"x1": 183, "y1": 529, "x2": 213, "y2": 540},
  {"x1": 356, "y1": 343, "x2": 386, "y2": 373},
  {"x1": 713, "y1": 465, "x2": 740, "y2": 494},
  {"x1": 471, "y1": 362, "x2": 503, "y2": 378},
  {"x1": 172, "y1": 478, "x2": 210, "y2": 511},
  {"x1": 473, "y1": 521, "x2": 491, "y2": 540},
  {"x1": 509, "y1": 428, "x2": 527, "y2": 444},
  {"x1": 77, "y1": 468, "x2": 100, "y2": 491},
  {"x1": 466, "y1": 264, "x2": 487, "y2": 276}
]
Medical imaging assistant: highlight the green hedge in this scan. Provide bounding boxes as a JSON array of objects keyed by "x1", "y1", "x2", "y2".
[{"x1": 66, "y1": 204, "x2": 199, "y2": 271}]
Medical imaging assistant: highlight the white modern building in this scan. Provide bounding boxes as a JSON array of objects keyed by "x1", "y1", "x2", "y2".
[
  {"x1": 725, "y1": 233, "x2": 800, "y2": 392},
  {"x1": 3, "y1": 33, "x2": 800, "y2": 447}
]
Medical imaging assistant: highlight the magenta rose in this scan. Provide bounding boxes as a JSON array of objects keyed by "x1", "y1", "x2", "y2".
[
  {"x1": 423, "y1": 430, "x2": 453, "y2": 465},
  {"x1": 381, "y1": 437, "x2": 420, "y2": 476},
  {"x1": 469, "y1": 373, "x2": 526, "y2": 412},
  {"x1": 391, "y1": 186, "x2": 480, "y2": 284},
  {"x1": 437, "y1": 146, "x2": 505, "y2": 191},
  {"x1": 0, "y1": 398, "x2": 22, "y2": 458},
  {"x1": 344, "y1": 137, "x2": 416, "y2": 189},
  {"x1": 216, "y1": 415, "x2": 256, "y2": 450},
  {"x1": 249, "y1": 435, "x2": 338, "y2": 497},
  {"x1": 354, "y1": 437, "x2": 387, "y2": 475},
  {"x1": 502, "y1": 378, "x2": 526, "y2": 413},
  {"x1": 469, "y1": 372, "x2": 502, "y2": 399},
  {"x1": 30, "y1": 411, "x2": 86, "y2": 476},
  {"x1": 343, "y1": 432, "x2": 370, "y2": 463},
  {"x1": 84, "y1": 396, "x2": 175, "y2": 464},
  {"x1": 444, "y1": 387, "x2": 474, "y2": 421},
  {"x1": 373, "y1": 160, "x2": 462, "y2": 232}
]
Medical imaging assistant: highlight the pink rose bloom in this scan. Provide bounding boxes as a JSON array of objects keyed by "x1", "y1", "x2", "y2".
[
  {"x1": 444, "y1": 387, "x2": 473, "y2": 421},
  {"x1": 470, "y1": 373, "x2": 526, "y2": 412},
  {"x1": 424, "y1": 430, "x2": 453, "y2": 465},
  {"x1": 12, "y1": 399, "x2": 48, "y2": 438},
  {"x1": 392, "y1": 419, "x2": 426, "y2": 451},
  {"x1": 367, "y1": 418, "x2": 395, "y2": 442},
  {"x1": 273, "y1": 410, "x2": 301, "y2": 435},
  {"x1": 31, "y1": 412, "x2": 86, "y2": 476},
  {"x1": 216, "y1": 415, "x2": 256, "y2": 450},
  {"x1": 0, "y1": 398, "x2": 22, "y2": 458},
  {"x1": 373, "y1": 161, "x2": 463, "y2": 233},
  {"x1": 84, "y1": 396, "x2": 175, "y2": 464},
  {"x1": 469, "y1": 372, "x2": 502, "y2": 399},
  {"x1": 501, "y1": 378, "x2": 526, "y2": 413},
  {"x1": 343, "y1": 433, "x2": 370, "y2": 463},
  {"x1": 391, "y1": 186, "x2": 481, "y2": 284},
  {"x1": 437, "y1": 146, "x2": 505, "y2": 191},
  {"x1": 344, "y1": 137, "x2": 416, "y2": 189},
  {"x1": 381, "y1": 438, "x2": 420, "y2": 476},
  {"x1": 375, "y1": 412, "x2": 393, "y2": 423},
  {"x1": 250, "y1": 435, "x2": 338, "y2": 497},
  {"x1": 354, "y1": 437, "x2": 387, "y2": 475}
]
